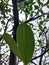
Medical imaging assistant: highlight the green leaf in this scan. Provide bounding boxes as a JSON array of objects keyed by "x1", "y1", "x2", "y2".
[
  {"x1": 34, "y1": 5, "x2": 39, "y2": 9},
  {"x1": 47, "y1": 13, "x2": 49, "y2": 19},
  {"x1": 47, "y1": 5, "x2": 49, "y2": 8},
  {"x1": 1, "y1": 20, "x2": 5, "y2": 25},
  {"x1": 39, "y1": 31, "x2": 42, "y2": 37},
  {"x1": 38, "y1": 40, "x2": 42, "y2": 46},
  {"x1": 16, "y1": 23, "x2": 35, "y2": 65},
  {"x1": 40, "y1": 21, "x2": 44, "y2": 25},
  {"x1": 3, "y1": 33, "x2": 22, "y2": 60},
  {"x1": 0, "y1": 28, "x2": 2, "y2": 32},
  {"x1": 37, "y1": 0, "x2": 40, "y2": 5},
  {"x1": 39, "y1": 23, "x2": 42, "y2": 31},
  {"x1": 0, "y1": 34, "x2": 2, "y2": 38},
  {"x1": 1, "y1": 43, "x2": 5, "y2": 46}
]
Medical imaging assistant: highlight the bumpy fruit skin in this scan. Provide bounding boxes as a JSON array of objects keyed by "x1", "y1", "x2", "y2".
[{"x1": 16, "y1": 23, "x2": 35, "y2": 64}]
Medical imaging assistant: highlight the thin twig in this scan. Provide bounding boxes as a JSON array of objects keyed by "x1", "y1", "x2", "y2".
[
  {"x1": 31, "y1": 61, "x2": 37, "y2": 65},
  {"x1": 25, "y1": 13, "x2": 48, "y2": 23},
  {"x1": 0, "y1": 18, "x2": 12, "y2": 41},
  {"x1": 31, "y1": 48, "x2": 49, "y2": 60}
]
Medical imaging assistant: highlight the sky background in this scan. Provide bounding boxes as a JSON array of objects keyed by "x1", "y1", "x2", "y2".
[{"x1": 0, "y1": 0, "x2": 49, "y2": 65}]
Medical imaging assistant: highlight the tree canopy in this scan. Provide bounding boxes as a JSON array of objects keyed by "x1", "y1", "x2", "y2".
[{"x1": 0, "y1": 0, "x2": 49, "y2": 65}]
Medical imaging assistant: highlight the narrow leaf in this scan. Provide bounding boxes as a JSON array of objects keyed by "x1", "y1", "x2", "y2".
[
  {"x1": 0, "y1": 28, "x2": 2, "y2": 32},
  {"x1": 3, "y1": 33, "x2": 22, "y2": 60}
]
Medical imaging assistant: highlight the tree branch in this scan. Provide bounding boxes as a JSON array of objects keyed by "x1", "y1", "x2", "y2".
[
  {"x1": 31, "y1": 61, "x2": 37, "y2": 65},
  {"x1": 31, "y1": 48, "x2": 49, "y2": 60},
  {"x1": 39, "y1": 48, "x2": 43, "y2": 65},
  {"x1": 9, "y1": 0, "x2": 19, "y2": 65},
  {"x1": 0, "y1": 18, "x2": 11, "y2": 41},
  {"x1": 25, "y1": 13, "x2": 48, "y2": 23}
]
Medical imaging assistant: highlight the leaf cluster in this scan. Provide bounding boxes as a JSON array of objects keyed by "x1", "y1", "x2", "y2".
[{"x1": 3, "y1": 23, "x2": 35, "y2": 65}]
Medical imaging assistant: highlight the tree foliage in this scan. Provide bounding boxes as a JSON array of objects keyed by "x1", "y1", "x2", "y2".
[
  {"x1": 3, "y1": 23, "x2": 35, "y2": 65},
  {"x1": 0, "y1": 0, "x2": 49, "y2": 65}
]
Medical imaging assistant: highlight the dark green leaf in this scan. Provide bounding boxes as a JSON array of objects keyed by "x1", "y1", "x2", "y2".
[
  {"x1": 47, "y1": 13, "x2": 49, "y2": 19},
  {"x1": 39, "y1": 32, "x2": 42, "y2": 37},
  {"x1": 37, "y1": 0, "x2": 40, "y2": 5},
  {"x1": 40, "y1": 21, "x2": 44, "y2": 25},
  {"x1": 1, "y1": 43, "x2": 6, "y2": 46},
  {"x1": 39, "y1": 23, "x2": 42, "y2": 31},
  {"x1": 3, "y1": 33, "x2": 22, "y2": 60},
  {"x1": 1, "y1": 20, "x2": 5, "y2": 25},
  {"x1": 38, "y1": 40, "x2": 42, "y2": 46},
  {"x1": 47, "y1": 5, "x2": 49, "y2": 8},
  {"x1": 0, "y1": 28, "x2": 2, "y2": 32},
  {"x1": 16, "y1": 23, "x2": 35, "y2": 65},
  {"x1": 34, "y1": 5, "x2": 39, "y2": 9}
]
